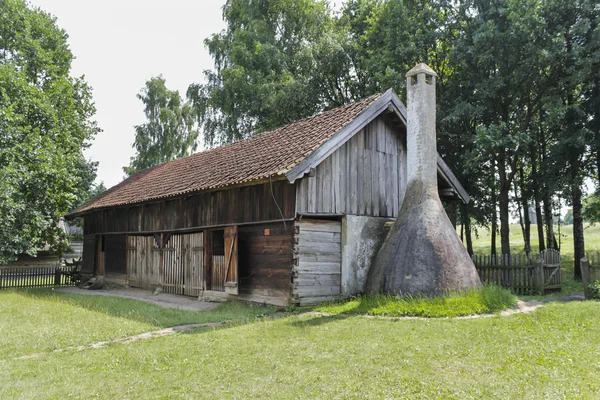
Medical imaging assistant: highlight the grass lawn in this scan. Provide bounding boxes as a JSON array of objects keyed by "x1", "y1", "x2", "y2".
[{"x1": 2, "y1": 289, "x2": 600, "y2": 398}]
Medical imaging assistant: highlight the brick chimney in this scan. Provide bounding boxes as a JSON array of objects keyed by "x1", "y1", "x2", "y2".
[{"x1": 365, "y1": 63, "x2": 481, "y2": 296}]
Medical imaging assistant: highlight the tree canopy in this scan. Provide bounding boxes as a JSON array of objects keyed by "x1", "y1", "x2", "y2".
[
  {"x1": 124, "y1": 76, "x2": 198, "y2": 176},
  {"x1": 0, "y1": 0, "x2": 99, "y2": 262}
]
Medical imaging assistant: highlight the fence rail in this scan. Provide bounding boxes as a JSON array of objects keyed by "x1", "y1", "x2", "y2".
[
  {"x1": 472, "y1": 249, "x2": 561, "y2": 295},
  {"x1": 0, "y1": 265, "x2": 77, "y2": 290}
]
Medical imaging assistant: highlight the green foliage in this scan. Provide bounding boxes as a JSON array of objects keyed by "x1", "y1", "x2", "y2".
[
  {"x1": 315, "y1": 285, "x2": 516, "y2": 318},
  {"x1": 188, "y1": 0, "x2": 362, "y2": 145},
  {"x1": 583, "y1": 193, "x2": 600, "y2": 223},
  {"x1": 0, "y1": 0, "x2": 99, "y2": 263},
  {"x1": 588, "y1": 281, "x2": 600, "y2": 299},
  {"x1": 124, "y1": 76, "x2": 198, "y2": 176}
]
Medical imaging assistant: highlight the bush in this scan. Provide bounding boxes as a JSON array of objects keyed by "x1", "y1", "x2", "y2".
[{"x1": 588, "y1": 281, "x2": 600, "y2": 299}]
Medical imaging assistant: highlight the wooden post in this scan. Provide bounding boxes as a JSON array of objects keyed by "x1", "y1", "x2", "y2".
[
  {"x1": 54, "y1": 267, "x2": 62, "y2": 286},
  {"x1": 581, "y1": 257, "x2": 590, "y2": 300},
  {"x1": 536, "y1": 257, "x2": 545, "y2": 295}
]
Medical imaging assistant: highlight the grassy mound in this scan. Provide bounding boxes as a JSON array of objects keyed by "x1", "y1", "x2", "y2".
[{"x1": 315, "y1": 285, "x2": 517, "y2": 318}]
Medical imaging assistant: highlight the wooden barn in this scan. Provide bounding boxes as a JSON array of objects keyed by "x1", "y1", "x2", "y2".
[{"x1": 66, "y1": 89, "x2": 468, "y2": 306}]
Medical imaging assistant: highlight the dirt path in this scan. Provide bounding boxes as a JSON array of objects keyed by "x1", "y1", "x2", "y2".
[
  {"x1": 57, "y1": 287, "x2": 219, "y2": 311},
  {"x1": 15, "y1": 321, "x2": 229, "y2": 360}
]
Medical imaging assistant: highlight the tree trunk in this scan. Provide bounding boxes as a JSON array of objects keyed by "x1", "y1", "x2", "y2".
[
  {"x1": 572, "y1": 183, "x2": 585, "y2": 280},
  {"x1": 515, "y1": 182, "x2": 526, "y2": 249},
  {"x1": 543, "y1": 194, "x2": 556, "y2": 250},
  {"x1": 465, "y1": 212, "x2": 474, "y2": 256},
  {"x1": 491, "y1": 174, "x2": 498, "y2": 256},
  {"x1": 531, "y1": 150, "x2": 545, "y2": 251},
  {"x1": 498, "y1": 157, "x2": 511, "y2": 256}
]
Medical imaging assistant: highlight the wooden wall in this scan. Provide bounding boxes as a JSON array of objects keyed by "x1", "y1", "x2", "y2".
[
  {"x1": 293, "y1": 219, "x2": 342, "y2": 305},
  {"x1": 238, "y1": 222, "x2": 294, "y2": 300},
  {"x1": 84, "y1": 180, "x2": 296, "y2": 235},
  {"x1": 295, "y1": 115, "x2": 406, "y2": 218}
]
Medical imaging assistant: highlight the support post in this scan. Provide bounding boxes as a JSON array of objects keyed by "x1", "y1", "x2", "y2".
[
  {"x1": 581, "y1": 257, "x2": 590, "y2": 299},
  {"x1": 535, "y1": 258, "x2": 545, "y2": 295}
]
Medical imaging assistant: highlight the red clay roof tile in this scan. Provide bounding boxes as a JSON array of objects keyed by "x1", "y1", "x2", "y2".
[{"x1": 69, "y1": 93, "x2": 381, "y2": 216}]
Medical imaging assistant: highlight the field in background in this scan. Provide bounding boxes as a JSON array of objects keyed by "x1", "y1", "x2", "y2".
[{"x1": 460, "y1": 223, "x2": 600, "y2": 257}]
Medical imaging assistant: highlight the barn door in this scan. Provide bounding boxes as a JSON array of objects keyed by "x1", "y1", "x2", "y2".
[
  {"x1": 126, "y1": 235, "x2": 138, "y2": 284},
  {"x1": 184, "y1": 232, "x2": 204, "y2": 297},
  {"x1": 224, "y1": 225, "x2": 238, "y2": 295},
  {"x1": 162, "y1": 235, "x2": 184, "y2": 295}
]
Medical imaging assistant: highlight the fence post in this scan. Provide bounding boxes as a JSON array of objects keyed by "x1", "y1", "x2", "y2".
[
  {"x1": 54, "y1": 268, "x2": 62, "y2": 286},
  {"x1": 536, "y1": 257, "x2": 545, "y2": 295},
  {"x1": 581, "y1": 257, "x2": 590, "y2": 300}
]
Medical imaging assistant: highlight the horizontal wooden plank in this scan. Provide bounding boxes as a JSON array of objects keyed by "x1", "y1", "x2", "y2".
[
  {"x1": 298, "y1": 295, "x2": 341, "y2": 305},
  {"x1": 298, "y1": 254, "x2": 341, "y2": 263},
  {"x1": 296, "y1": 261, "x2": 341, "y2": 273},
  {"x1": 295, "y1": 285, "x2": 341, "y2": 296},
  {"x1": 297, "y1": 220, "x2": 341, "y2": 233},
  {"x1": 294, "y1": 274, "x2": 341, "y2": 287},
  {"x1": 297, "y1": 231, "x2": 341, "y2": 243},
  {"x1": 298, "y1": 242, "x2": 341, "y2": 253}
]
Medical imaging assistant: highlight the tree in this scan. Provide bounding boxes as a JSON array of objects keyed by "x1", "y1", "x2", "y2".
[
  {"x1": 0, "y1": 0, "x2": 99, "y2": 263},
  {"x1": 188, "y1": 0, "x2": 354, "y2": 145},
  {"x1": 124, "y1": 76, "x2": 198, "y2": 175}
]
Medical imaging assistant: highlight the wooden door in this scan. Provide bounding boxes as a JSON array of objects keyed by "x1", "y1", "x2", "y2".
[
  {"x1": 184, "y1": 232, "x2": 204, "y2": 297},
  {"x1": 224, "y1": 225, "x2": 238, "y2": 295},
  {"x1": 126, "y1": 235, "x2": 138, "y2": 285},
  {"x1": 162, "y1": 234, "x2": 184, "y2": 295}
]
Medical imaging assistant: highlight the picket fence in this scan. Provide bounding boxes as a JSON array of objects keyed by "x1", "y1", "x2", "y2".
[{"x1": 472, "y1": 249, "x2": 562, "y2": 295}]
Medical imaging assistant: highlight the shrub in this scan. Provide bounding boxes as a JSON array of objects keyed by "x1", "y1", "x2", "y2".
[{"x1": 588, "y1": 281, "x2": 600, "y2": 299}]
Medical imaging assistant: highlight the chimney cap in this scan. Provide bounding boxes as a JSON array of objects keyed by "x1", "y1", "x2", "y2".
[{"x1": 406, "y1": 63, "x2": 437, "y2": 78}]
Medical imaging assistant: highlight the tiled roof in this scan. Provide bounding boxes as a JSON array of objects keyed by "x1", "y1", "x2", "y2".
[{"x1": 69, "y1": 93, "x2": 381, "y2": 216}]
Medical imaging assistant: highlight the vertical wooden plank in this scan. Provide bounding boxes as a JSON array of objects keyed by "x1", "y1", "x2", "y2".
[
  {"x1": 364, "y1": 148, "x2": 372, "y2": 215},
  {"x1": 356, "y1": 129, "x2": 365, "y2": 215},
  {"x1": 372, "y1": 146, "x2": 380, "y2": 216},
  {"x1": 350, "y1": 134, "x2": 359, "y2": 214},
  {"x1": 392, "y1": 153, "x2": 399, "y2": 217},
  {"x1": 378, "y1": 152, "x2": 386, "y2": 216}
]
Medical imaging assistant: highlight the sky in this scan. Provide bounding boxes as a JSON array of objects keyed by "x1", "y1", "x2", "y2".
[{"x1": 29, "y1": 0, "x2": 228, "y2": 188}]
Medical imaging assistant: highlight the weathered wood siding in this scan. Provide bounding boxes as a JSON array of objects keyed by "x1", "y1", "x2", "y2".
[
  {"x1": 126, "y1": 235, "x2": 160, "y2": 290},
  {"x1": 296, "y1": 116, "x2": 406, "y2": 217},
  {"x1": 127, "y1": 233, "x2": 204, "y2": 296},
  {"x1": 293, "y1": 219, "x2": 342, "y2": 304},
  {"x1": 84, "y1": 181, "x2": 296, "y2": 235},
  {"x1": 238, "y1": 222, "x2": 294, "y2": 299}
]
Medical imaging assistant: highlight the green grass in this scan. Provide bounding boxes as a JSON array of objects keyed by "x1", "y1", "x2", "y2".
[
  {"x1": 315, "y1": 285, "x2": 516, "y2": 318},
  {"x1": 0, "y1": 289, "x2": 277, "y2": 359},
  {"x1": 1, "y1": 290, "x2": 600, "y2": 398}
]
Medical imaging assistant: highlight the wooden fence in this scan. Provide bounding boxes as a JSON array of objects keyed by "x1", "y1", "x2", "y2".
[
  {"x1": 580, "y1": 253, "x2": 600, "y2": 299},
  {"x1": 472, "y1": 249, "x2": 562, "y2": 295},
  {"x1": 0, "y1": 265, "x2": 77, "y2": 290}
]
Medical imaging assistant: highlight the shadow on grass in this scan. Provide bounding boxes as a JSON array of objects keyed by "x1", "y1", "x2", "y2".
[{"x1": 11, "y1": 288, "x2": 279, "y2": 329}]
